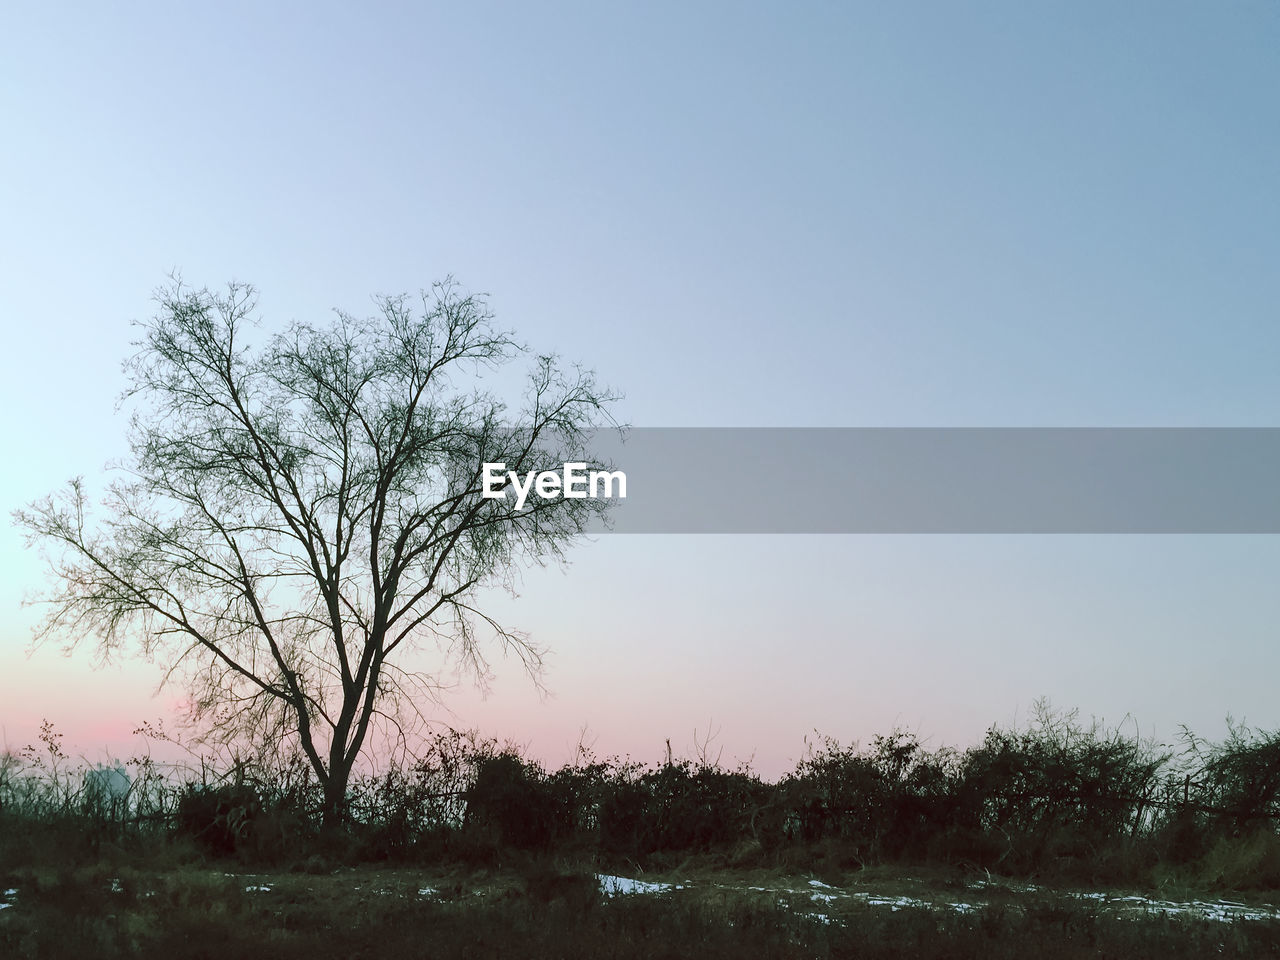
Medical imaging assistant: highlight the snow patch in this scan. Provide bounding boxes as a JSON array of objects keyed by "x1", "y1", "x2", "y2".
[
  {"x1": 1067, "y1": 891, "x2": 1280, "y2": 922},
  {"x1": 597, "y1": 874, "x2": 676, "y2": 896}
]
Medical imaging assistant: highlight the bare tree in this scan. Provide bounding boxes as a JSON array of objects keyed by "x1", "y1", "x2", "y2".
[{"x1": 15, "y1": 278, "x2": 620, "y2": 829}]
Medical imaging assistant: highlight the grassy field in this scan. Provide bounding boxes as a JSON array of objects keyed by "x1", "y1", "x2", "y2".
[{"x1": 7, "y1": 859, "x2": 1280, "y2": 959}]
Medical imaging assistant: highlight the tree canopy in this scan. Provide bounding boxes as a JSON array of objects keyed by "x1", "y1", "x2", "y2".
[{"x1": 15, "y1": 278, "x2": 620, "y2": 825}]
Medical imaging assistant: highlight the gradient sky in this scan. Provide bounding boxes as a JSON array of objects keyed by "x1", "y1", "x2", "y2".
[{"x1": 3, "y1": 2, "x2": 1279, "y2": 776}]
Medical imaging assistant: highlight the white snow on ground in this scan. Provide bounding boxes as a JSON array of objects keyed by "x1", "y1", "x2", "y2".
[
  {"x1": 222, "y1": 873, "x2": 273, "y2": 893},
  {"x1": 597, "y1": 874, "x2": 678, "y2": 896},
  {"x1": 846, "y1": 892, "x2": 979, "y2": 914},
  {"x1": 705, "y1": 877, "x2": 1278, "y2": 923},
  {"x1": 3, "y1": 870, "x2": 1274, "y2": 924},
  {"x1": 1068, "y1": 891, "x2": 1280, "y2": 922}
]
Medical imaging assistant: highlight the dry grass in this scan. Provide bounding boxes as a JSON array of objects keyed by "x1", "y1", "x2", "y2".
[{"x1": 6, "y1": 863, "x2": 1280, "y2": 959}]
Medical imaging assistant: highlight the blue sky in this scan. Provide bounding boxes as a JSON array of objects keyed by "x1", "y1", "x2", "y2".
[{"x1": 2, "y1": 2, "x2": 1279, "y2": 773}]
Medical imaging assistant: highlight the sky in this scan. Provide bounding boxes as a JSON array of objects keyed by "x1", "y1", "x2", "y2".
[{"x1": 2, "y1": 2, "x2": 1279, "y2": 777}]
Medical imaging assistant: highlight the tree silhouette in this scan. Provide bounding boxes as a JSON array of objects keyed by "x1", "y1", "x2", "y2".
[{"x1": 15, "y1": 277, "x2": 620, "y2": 828}]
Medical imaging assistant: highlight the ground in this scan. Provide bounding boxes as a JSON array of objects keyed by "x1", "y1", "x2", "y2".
[{"x1": 6, "y1": 863, "x2": 1280, "y2": 959}]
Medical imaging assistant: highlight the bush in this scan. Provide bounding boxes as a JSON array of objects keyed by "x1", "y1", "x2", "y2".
[
  {"x1": 11, "y1": 711, "x2": 1280, "y2": 887},
  {"x1": 464, "y1": 753, "x2": 558, "y2": 850},
  {"x1": 174, "y1": 783, "x2": 262, "y2": 856}
]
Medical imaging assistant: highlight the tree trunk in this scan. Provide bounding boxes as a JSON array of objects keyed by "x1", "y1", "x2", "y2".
[{"x1": 321, "y1": 761, "x2": 352, "y2": 836}]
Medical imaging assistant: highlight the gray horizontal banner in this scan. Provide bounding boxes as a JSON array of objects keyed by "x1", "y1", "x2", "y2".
[{"x1": 560, "y1": 428, "x2": 1280, "y2": 533}]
